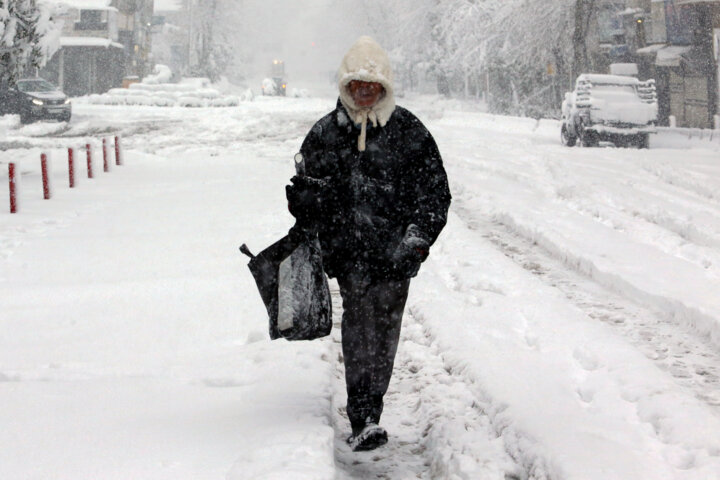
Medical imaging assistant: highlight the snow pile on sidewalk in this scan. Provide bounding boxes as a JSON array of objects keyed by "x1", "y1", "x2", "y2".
[
  {"x1": 77, "y1": 77, "x2": 253, "y2": 108},
  {"x1": 142, "y1": 64, "x2": 173, "y2": 85},
  {"x1": 0, "y1": 114, "x2": 20, "y2": 136}
]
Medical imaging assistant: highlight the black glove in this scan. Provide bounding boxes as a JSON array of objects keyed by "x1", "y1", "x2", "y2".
[
  {"x1": 391, "y1": 224, "x2": 430, "y2": 278},
  {"x1": 286, "y1": 175, "x2": 331, "y2": 225}
]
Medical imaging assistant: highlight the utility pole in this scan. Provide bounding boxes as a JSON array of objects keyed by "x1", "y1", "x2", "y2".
[{"x1": 572, "y1": 0, "x2": 596, "y2": 80}]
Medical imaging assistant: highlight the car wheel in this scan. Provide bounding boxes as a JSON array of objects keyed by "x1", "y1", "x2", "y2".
[
  {"x1": 636, "y1": 134, "x2": 649, "y2": 149},
  {"x1": 561, "y1": 124, "x2": 577, "y2": 147},
  {"x1": 62, "y1": 112, "x2": 72, "y2": 123},
  {"x1": 19, "y1": 110, "x2": 31, "y2": 124},
  {"x1": 613, "y1": 135, "x2": 627, "y2": 148},
  {"x1": 580, "y1": 129, "x2": 598, "y2": 147}
]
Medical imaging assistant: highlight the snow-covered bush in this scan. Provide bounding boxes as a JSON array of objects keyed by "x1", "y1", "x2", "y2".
[
  {"x1": 125, "y1": 95, "x2": 156, "y2": 106},
  {"x1": 76, "y1": 79, "x2": 246, "y2": 108},
  {"x1": 195, "y1": 88, "x2": 220, "y2": 100},
  {"x1": 261, "y1": 78, "x2": 277, "y2": 96},
  {"x1": 290, "y1": 88, "x2": 309, "y2": 98},
  {"x1": 142, "y1": 64, "x2": 173, "y2": 84},
  {"x1": 180, "y1": 77, "x2": 211, "y2": 89},
  {"x1": 177, "y1": 96, "x2": 204, "y2": 108},
  {"x1": 240, "y1": 89, "x2": 254, "y2": 102},
  {"x1": 210, "y1": 96, "x2": 240, "y2": 107}
]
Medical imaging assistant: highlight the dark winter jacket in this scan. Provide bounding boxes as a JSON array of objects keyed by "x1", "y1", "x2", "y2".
[{"x1": 290, "y1": 99, "x2": 451, "y2": 281}]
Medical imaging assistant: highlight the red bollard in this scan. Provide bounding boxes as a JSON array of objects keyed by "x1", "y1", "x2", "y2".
[
  {"x1": 114, "y1": 136, "x2": 122, "y2": 166},
  {"x1": 102, "y1": 138, "x2": 109, "y2": 172},
  {"x1": 68, "y1": 147, "x2": 75, "y2": 188},
  {"x1": 8, "y1": 163, "x2": 18, "y2": 213},
  {"x1": 41, "y1": 153, "x2": 51, "y2": 200},
  {"x1": 86, "y1": 143, "x2": 93, "y2": 179}
]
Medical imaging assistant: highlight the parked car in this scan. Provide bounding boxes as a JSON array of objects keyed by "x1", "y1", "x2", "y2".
[
  {"x1": 561, "y1": 74, "x2": 657, "y2": 148},
  {"x1": 0, "y1": 78, "x2": 72, "y2": 124}
]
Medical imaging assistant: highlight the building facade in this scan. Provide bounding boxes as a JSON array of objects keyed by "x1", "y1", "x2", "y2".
[
  {"x1": 151, "y1": 0, "x2": 186, "y2": 81},
  {"x1": 592, "y1": 0, "x2": 720, "y2": 127},
  {"x1": 40, "y1": 0, "x2": 154, "y2": 96}
]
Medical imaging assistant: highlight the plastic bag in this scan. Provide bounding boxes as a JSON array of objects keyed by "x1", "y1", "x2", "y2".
[{"x1": 240, "y1": 230, "x2": 332, "y2": 341}]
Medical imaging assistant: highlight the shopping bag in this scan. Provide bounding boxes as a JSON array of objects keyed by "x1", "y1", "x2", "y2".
[{"x1": 240, "y1": 229, "x2": 332, "y2": 341}]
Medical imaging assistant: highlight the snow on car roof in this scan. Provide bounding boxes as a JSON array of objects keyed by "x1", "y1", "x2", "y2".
[{"x1": 576, "y1": 74, "x2": 641, "y2": 86}]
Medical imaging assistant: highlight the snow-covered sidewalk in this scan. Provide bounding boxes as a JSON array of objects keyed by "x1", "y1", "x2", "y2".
[{"x1": 0, "y1": 142, "x2": 336, "y2": 478}]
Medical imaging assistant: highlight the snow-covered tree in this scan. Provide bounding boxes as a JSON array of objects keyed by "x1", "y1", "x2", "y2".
[
  {"x1": 0, "y1": 0, "x2": 60, "y2": 85},
  {"x1": 358, "y1": 0, "x2": 443, "y2": 94},
  {"x1": 184, "y1": 0, "x2": 240, "y2": 82},
  {"x1": 359, "y1": 0, "x2": 598, "y2": 118}
]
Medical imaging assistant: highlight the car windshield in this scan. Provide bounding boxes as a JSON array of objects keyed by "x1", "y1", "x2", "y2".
[
  {"x1": 591, "y1": 83, "x2": 637, "y2": 100},
  {"x1": 17, "y1": 80, "x2": 57, "y2": 93}
]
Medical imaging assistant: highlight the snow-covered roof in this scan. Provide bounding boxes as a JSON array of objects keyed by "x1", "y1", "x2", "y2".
[
  {"x1": 619, "y1": 7, "x2": 644, "y2": 16},
  {"x1": 60, "y1": 36, "x2": 124, "y2": 49},
  {"x1": 656, "y1": 46, "x2": 692, "y2": 67},
  {"x1": 154, "y1": 0, "x2": 182, "y2": 12},
  {"x1": 636, "y1": 44, "x2": 666, "y2": 55},
  {"x1": 45, "y1": 0, "x2": 116, "y2": 11},
  {"x1": 576, "y1": 74, "x2": 641, "y2": 86}
]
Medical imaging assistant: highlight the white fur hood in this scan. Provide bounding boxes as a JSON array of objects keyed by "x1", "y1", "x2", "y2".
[{"x1": 337, "y1": 36, "x2": 395, "y2": 151}]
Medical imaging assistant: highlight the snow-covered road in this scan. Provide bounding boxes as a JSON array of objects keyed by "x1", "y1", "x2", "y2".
[{"x1": 1, "y1": 96, "x2": 719, "y2": 479}]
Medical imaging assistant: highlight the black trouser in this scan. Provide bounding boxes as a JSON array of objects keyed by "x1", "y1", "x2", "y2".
[{"x1": 338, "y1": 275, "x2": 411, "y2": 434}]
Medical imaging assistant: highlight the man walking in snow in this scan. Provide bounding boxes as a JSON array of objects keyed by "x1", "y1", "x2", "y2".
[{"x1": 286, "y1": 36, "x2": 451, "y2": 451}]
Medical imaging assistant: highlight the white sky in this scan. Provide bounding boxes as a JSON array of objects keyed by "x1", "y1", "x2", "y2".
[{"x1": 230, "y1": 0, "x2": 374, "y2": 88}]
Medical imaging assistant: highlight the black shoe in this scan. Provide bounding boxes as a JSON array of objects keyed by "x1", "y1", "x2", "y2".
[{"x1": 346, "y1": 423, "x2": 388, "y2": 452}]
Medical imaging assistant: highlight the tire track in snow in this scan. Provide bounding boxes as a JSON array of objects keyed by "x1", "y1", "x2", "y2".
[
  {"x1": 455, "y1": 208, "x2": 720, "y2": 411},
  {"x1": 328, "y1": 285, "x2": 521, "y2": 480}
]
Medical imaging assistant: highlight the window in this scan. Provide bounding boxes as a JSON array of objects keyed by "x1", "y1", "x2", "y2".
[
  {"x1": 75, "y1": 9, "x2": 107, "y2": 30},
  {"x1": 17, "y1": 80, "x2": 56, "y2": 93},
  {"x1": 649, "y1": 2, "x2": 667, "y2": 44},
  {"x1": 664, "y1": 3, "x2": 706, "y2": 46},
  {"x1": 80, "y1": 10, "x2": 101, "y2": 24},
  {"x1": 597, "y1": 3, "x2": 625, "y2": 44}
]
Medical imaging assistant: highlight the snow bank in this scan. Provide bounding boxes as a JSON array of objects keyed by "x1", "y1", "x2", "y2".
[
  {"x1": 0, "y1": 114, "x2": 21, "y2": 136},
  {"x1": 76, "y1": 80, "x2": 243, "y2": 108},
  {"x1": 442, "y1": 110, "x2": 719, "y2": 150},
  {"x1": 654, "y1": 126, "x2": 720, "y2": 149},
  {"x1": 290, "y1": 88, "x2": 310, "y2": 98}
]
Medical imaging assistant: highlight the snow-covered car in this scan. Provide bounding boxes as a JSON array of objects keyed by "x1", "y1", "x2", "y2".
[
  {"x1": 561, "y1": 74, "x2": 657, "y2": 148},
  {"x1": 261, "y1": 77, "x2": 287, "y2": 96},
  {"x1": 261, "y1": 60, "x2": 287, "y2": 96},
  {"x1": 0, "y1": 78, "x2": 72, "y2": 124}
]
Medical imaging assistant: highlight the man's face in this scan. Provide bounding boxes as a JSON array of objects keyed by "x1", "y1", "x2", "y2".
[{"x1": 348, "y1": 80, "x2": 385, "y2": 108}]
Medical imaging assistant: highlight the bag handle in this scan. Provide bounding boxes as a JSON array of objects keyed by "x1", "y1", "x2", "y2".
[{"x1": 239, "y1": 244, "x2": 255, "y2": 259}]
